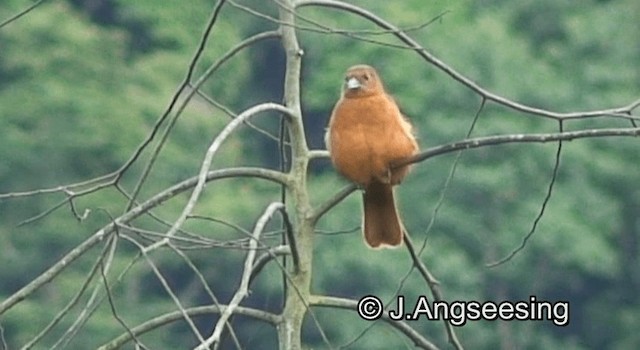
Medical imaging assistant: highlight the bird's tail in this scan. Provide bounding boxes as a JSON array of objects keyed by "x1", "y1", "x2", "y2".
[{"x1": 363, "y1": 181, "x2": 404, "y2": 248}]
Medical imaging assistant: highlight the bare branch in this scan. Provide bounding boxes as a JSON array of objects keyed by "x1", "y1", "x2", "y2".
[
  {"x1": 98, "y1": 305, "x2": 280, "y2": 350},
  {"x1": 1, "y1": 5, "x2": 281, "y2": 231},
  {"x1": 119, "y1": 0, "x2": 231, "y2": 207},
  {"x1": 297, "y1": 0, "x2": 640, "y2": 121},
  {"x1": 279, "y1": 206, "x2": 300, "y2": 272},
  {"x1": 168, "y1": 244, "x2": 243, "y2": 349},
  {"x1": 404, "y1": 234, "x2": 463, "y2": 350},
  {"x1": 144, "y1": 103, "x2": 295, "y2": 254},
  {"x1": 0, "y1": 320, "x2": 6, "y2": 350},
  {"x1": 195, "y1": 202, "x2": 285, "y2": 350},
  {"x1": 0, "y1": 227, "x2": 111, "y2": 316},
  {"x1": 100, "y1": 248, "x2": 150, "y2": 350},
  {"x1": 188, "y1": 215, "x2": 254, "y2": 236},
  {"x1": 308, "y1": 149, "x2": 329, "y2": 159},
  {"x1": 411, "y1": 97, "x2": 485, "y2": 254},
  {"x1": 309, "y1": 295, "x2": 440, "y2": 350},
  {"x1": 0, "y1": 167, "x2": 286, "y2": 316},
  {"x1": 0, "y1": 172, "x2": 114, "y2": 199},
  {"x1": 22, "y1": 233, "x2": 116, "y2": 349},
  {"x1": 122, "y1": 235, "x2": 207, "y2": 345},
  {"x1": 237, "y1": 0, "x2": 447, "y2": 38},
  {"x1": 314, "y1": 123, "x2": 638, "y2": 228},
  {"x1": 390, "y1": 100, "x2": 486, "y2": 350},
  {"x1": 276, "y1": 0, "x2": 449, "y2": 52},
  {"x1": 397, "y1": 127, "x2": 640, "y2": 168},
  {"x1": 312, "y1": 126, "x2": 640, "y2": 256},
  {"x1": 276, "y1": 0, "x2": 338, "y2": 348},
  {"x1": 0, "y1": 0, "x2": 50, "y2": 29},
  {"x1": 487, "y1": 121, "x2": 565, "y2": 267},
  {"x1": 310, "y1": 183, "x2": 357, "y2": 224},
  {"x1": 249, "y1": 245, "x2": 292, "y2": 285},
  {"x1": 124, "y1": 19, "x2": 277, "y2": 211},
  {"x1": 191, "y1": 84, "x2": 288, "y2": 144},
  {"x1": 313, "y1": 126, "x2": 640, "y2": 177},
  {"x1": 0, "y1": 30, "x2": 280, "y2": 209}
]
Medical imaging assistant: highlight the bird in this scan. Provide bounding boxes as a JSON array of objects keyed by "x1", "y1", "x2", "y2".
[{"x1": 325, "y1": 64, "x2": 418, "y2": 248}]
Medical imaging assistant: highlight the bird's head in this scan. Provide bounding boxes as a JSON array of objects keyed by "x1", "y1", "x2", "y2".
[{"x1": 342, "y1": 64, "x2": 384, "y2": 98}]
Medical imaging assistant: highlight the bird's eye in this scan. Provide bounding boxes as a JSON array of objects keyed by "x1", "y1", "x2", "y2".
[{"x1": 363, "y1": 74, "x2": 370, "y2": 81}]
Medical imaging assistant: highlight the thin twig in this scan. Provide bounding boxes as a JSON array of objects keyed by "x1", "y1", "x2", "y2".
[
  {"x1": 51, "y1": 217, "x2": 121, "y2": 350},
  {"x1": 309, "y1": 295, "x2": 440, "y2": 350},
  {"x1": 278, "y1": 110, "x2": 292, "y2": 310},
  {"x1": 404, "y1": 234, "x2": 463, "y2": 350},
  {"x1": 144, "y1": 103, "x2": 294, "y2": 254},
  {"x1": 277, "y1": 0, "x2": 449, "y2": 51},
  {"x1": 249, "y1": 245, "x2": 291, "y2": 286},
  {"x1": 122, "y1": 235, "x2": 206, "y2": 345},
  {"x1": 188, "y1": 215, "x2": 254, "y2": 236},
  {"x1": 125, "y1": 28, "x2": 281, "y2": 212},
  {"x1": 314, "y1": 225, "x2": 360, "y2": 235},
  {"x1": 297, "y1": 0, "x2": 640, "y2": 121},
  {"x1": 0, "y1": 321, "x2": 6, "y2": 350},
  {"x1": 195, "y1": 202, "x2": 285, "y2": 350},
  {"x1": 415, "y1": 98, "x2": 486, "y2": 257},
  {"x1": 310, "y1": 183, "x2": 357, "y2": 223},
  {"x1": 0, "y1": 20, "x2": 277, "y2": 209},
  {"x1": 22, "y1": 232, "x2": 115, "y2": 349},
  {"x1": 0, "y1": 167, "x2": 286, "y2": 316},
  {"x1": 279, "y1": 207, "x2": 299, "y2": 272},
  {"x1": 17, "y1": 198, "x2": 68, "y2": 227},
  {"x1": 0, "y1": 228, "x2": 110, "y2": 316},
  {"x1": 169, "y1": 244, "x2": 242, "y2": 350},
  {"x1": 0, "y1": 18, "x2": 282, "y2": 237},
  {"x1": 486, "y1": 120, "x2": 565, "y2": 267},
  {"x1": 100, "y1": 248, "x2": 149, "y2": 350},
  {"x1": 239, "y1": 0, "x2": 446, "y2": 37},
  {"x1": 0, "y1": 0, "x2": 49, "y2": 29},
  {"x1": 124, "y1": 0, "x2": 229, "y2": 211},
  {"x1": 398, "y1": 127, "x2": 640, "y2": 168},
  {"x1": 98, "y1": 305, "x2": 280, "y2": 350},
  {"x1": 191, "y1": 84, "x2": 286, "y2": 143},
  {"x1": 388, "y1": 99, "x2": 486, "y2": 350},
  {"x1": 312, "y1": 126, "x2": 639, "y2": 234},
  {"x1": 118, "y1": 222, "x2": 283, "y2": 250}
]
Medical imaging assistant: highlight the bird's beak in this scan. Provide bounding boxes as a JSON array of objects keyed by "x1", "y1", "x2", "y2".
[{"x1": 346, "y1": 77, "x2": 361, "y2": 90}]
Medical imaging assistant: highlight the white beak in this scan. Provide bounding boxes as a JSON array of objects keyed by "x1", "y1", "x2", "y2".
[{"x1": 346, "y1": 77, "x2": 361, "y2": 90}]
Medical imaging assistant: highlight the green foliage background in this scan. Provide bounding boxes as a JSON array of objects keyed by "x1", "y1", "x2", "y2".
[{"x1": 0, "y1": 0, "x2": 638, "y2": 348}]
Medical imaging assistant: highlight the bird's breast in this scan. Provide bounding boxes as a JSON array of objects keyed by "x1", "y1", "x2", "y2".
[{"x1": 328, "y1": 94, "x2": 415, "y2": 185}]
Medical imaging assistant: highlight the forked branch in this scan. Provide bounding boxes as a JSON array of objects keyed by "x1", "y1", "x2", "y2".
[{"x1": 297, "y1": 0, "x2": 640, "y2": 121}]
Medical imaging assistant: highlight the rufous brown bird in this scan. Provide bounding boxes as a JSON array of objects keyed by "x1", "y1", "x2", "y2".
[{"x1": 326, "y1": 65, "x2": 418, "y2": 248}]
